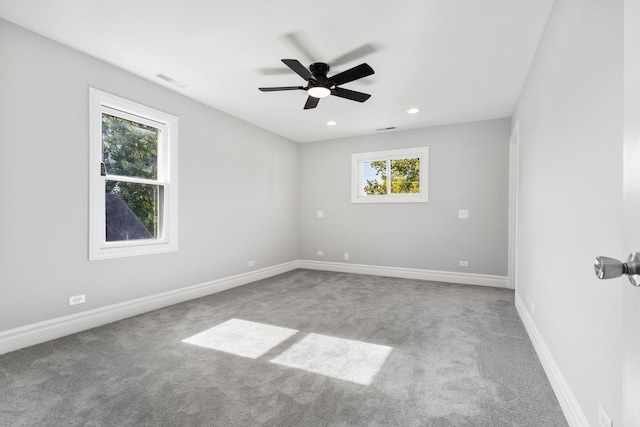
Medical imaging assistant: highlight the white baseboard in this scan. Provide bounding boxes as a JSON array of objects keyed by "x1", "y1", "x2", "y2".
[
  {"x1": 0, "y1": 260, "x2": 507, "y2": 355},
  {"x1": 298, "y1": 260, "x2": 509, "y2": 288},
  {"x1": 515, "y1": 294, "x2": 589, "y2": 427},
  {"x1": 0, "y1": 260, "x2": 582, "y2": 426},
  {"x1": 0, "y1": 261, "x2": 299, "y2": 355}
]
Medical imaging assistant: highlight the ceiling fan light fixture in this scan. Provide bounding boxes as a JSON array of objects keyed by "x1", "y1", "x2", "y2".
[
  {"x1": 308, "y1": 86, "x2": 331, "y2": 99},
  {"x1": 259, "y1": 59, "x2": 374, "y2": 109}
]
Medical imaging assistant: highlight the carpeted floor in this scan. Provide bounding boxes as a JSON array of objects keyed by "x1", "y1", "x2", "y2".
[{"x1": 0, "y1": 269, "x2": 568, "y2": 426}]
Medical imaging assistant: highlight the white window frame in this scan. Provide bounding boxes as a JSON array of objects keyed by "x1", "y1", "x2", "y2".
[
  {"x1": 351, "y1": 146, "x2": 429, "y2": 204},
  {"x1": 89, "y1": 88, "x2": 179, "y2": 260}
]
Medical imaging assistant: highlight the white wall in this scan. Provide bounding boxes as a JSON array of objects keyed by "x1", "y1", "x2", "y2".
[
  {"x1": 299, "y1": 119, "x2": 510, "y2": 277},
  {"x1": 512, "y1": 0, "x2": 623, "y2": 424},
  {"x1": 3, "y1": 8, "x2": 622, "y2": 424},
  {"x1": 0, "y1": 19, "x2": 299, "y2": 332}
]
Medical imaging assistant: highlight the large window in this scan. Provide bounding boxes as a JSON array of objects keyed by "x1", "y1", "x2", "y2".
[
  {"x1": 89, "y1": 88, "x2": 178, "y2": 260},
  {"x1": 351, "y1": 146, "x2": 428, "y2": 203}
]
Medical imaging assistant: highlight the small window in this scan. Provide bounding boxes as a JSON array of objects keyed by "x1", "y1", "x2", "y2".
[
  {"x1": 89, "y1": 88, "x2": 178, "y2": 260},
  {"x1": 351, "y1": 146, "x2": 428, "y2": 203}
]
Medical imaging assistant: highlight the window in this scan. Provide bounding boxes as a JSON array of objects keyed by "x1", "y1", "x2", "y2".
[
  {"x1": 351, "y1": 146, "x2": 428, "y2": 203},
  {"x1": 89, "y1": 88, "x2": 178, "y2": 260}
]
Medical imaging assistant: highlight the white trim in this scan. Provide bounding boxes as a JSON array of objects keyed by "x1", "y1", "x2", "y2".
[
  {"x1": 2, "y1": 259, "x2": 581, "y2": 425},
  {"x1": 0, "y1": 260, "x2": 507, "y2": 355},
  {"x1": 299, "y1": 260, "x2": 509, "y2": 288},
  {"x1": 351, "y1": 146, "x2": 429, "y2": 203},
  {"x1": 508, "y1": 122, "x2": 520, "y2": 290},
  {"x1": 89, "y1": 87, "x2": 179, "y2": 260},
  {"x1": 0, "y1": 261, "x2": 298, "y2": 355},
  {"x1": 515, "y1": 293, "x2": 589, "y2": 427}
]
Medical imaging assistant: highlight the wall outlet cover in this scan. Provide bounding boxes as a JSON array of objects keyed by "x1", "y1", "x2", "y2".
[{"x1": 69, "y1": 295, "x2": 86, "y2": 306}]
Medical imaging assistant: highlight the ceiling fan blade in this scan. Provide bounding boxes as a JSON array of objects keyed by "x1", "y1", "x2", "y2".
[
  {"x1": 282, "y1": 59, "x2": 312, "y2": 81},
  {"x1": 304, "y1": 96, "x2": 320, "y2": 109},
  {"x1": 259, "y1": 86, "x2": 304, "y2": 92},
  {"x1": 330, "y1": 43, "x2": 379, "y2": 66},
  {"x1": 259, "y1": 67, "x2": 291, "y2": 75},
  {"x1": 330, "y1": 63, "x2": 374, "y2": 86},
  {"x1": 331, "y1": 87, "x2": 371, "y2": 102},
  {"x1": 283, "y1": 32, "x2": 317, "y2": 64}
]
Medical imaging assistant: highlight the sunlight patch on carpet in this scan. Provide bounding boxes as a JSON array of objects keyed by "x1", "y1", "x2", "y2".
[
  {"x1": 270, "y1": 333, "x2": 392, "y2": 385},
  {"x1": 182, "y1": 318, "x2": 298, "y2": 359}
]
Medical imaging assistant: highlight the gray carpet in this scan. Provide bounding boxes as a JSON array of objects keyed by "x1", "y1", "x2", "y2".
[{"x1": 0, "y1": 269, "x2": 568, "y2": 426}]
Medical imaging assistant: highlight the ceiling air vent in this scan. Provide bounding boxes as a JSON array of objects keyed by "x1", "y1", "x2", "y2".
[{"x1": 156, "y1": 73, "x2": 187, "y2": 88}]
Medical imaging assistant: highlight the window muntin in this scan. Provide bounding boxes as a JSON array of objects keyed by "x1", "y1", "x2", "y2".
[
  {"x1": 89, "y1": 88, "x2": 178, "y2": 260},
  {"x1": 352, "y1": 147, "x2": 428, "y2": 203},
  {"x1": 101, "y1": 109, "x2": 164, "y2": 243}
]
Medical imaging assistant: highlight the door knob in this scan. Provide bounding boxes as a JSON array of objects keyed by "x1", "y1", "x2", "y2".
[{"x1": 594, "y1": 252, "x2": 640, "y2": 286}]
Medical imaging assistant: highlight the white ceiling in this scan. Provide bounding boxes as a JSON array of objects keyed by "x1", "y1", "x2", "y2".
[{"x1": 0, "y1": 0, "x2": 554, "y2": 143}]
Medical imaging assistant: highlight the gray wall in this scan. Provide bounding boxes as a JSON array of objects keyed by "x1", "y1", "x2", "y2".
[
  {"x1": 0, "y1": 19, "x2": 300, "y2": 331},
  {"x1": 299, "y1": 119, "x2": 510, "y2": 276},
  {"x1": 512, "y1": 0, "x2": 623, "y2": 423}
]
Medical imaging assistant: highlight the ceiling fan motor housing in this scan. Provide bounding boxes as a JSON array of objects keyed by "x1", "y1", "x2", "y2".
[
  {"x1": 310, "y1": 62, "x2": 330, "y2": 86},
  {"x1": 258, "y1": 58, "x2": 374, "y2": 109}
]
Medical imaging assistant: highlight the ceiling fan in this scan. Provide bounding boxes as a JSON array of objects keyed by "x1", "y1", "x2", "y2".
[{"x1": 259, "y1": 59, "x2": 375, "y2": 110}]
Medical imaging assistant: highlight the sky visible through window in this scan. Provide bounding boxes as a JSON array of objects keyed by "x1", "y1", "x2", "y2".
[
  {"x1": 362, "y1": 160, "x2": 385, "y2": 193},
  {"x1": 352, "y1": 147, "x2": 427, "y2": 203}
]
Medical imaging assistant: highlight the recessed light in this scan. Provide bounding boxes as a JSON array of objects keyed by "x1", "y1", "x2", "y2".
[
  {"x1": 326, "y1": 121, "x2": 337, "y2": 126},
  {"x1": 406, "y1": 108, "x2": 420, "y2": 114}
]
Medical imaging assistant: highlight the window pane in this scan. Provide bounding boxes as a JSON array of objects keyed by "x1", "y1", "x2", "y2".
[
  {"x1": 102, "y1": 114, "x2": 158, "y2": 179},
  {"x1": 362, "y1": 160, "x2": 387, "y2": 195},
  {"x1": 390, "y1": 158, "x2": 420, "y2": 194},
  {"x1": 105, "y1": 181, "x2": 160, "y2": 241}
]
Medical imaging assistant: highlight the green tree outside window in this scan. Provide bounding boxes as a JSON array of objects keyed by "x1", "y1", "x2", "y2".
[
  {"x1": 102, "y1": 114, "x2": 159, "y2": 237},
  {"x1": 363, "y1": 158, "x2": 420, "y2": 195}
]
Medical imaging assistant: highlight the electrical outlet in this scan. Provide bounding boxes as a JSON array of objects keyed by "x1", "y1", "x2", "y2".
[
  {"x1": 317, "y1": 210, "x2": 324, "y2": 218},
  {"x1": 69, "y1": 294, "x2": 86, "y2": 306},
  {"x1": 598, "y1": 404, "x2": 612, "y2": 427},
  {"x1": 458, "y1": 209, "x2": 469, "y2": 219},
  {"x1": 316, "y1": 250, "x2": 324, "y2": 256},
  {"x1": 344, "y1": 252, "x2": 350, "y2": 261},
  {"x1": 248, "y1": 260, "x2": 255, "y2": 267},
  {"x1": 459, "y1": 260, "x2": 469, "y2": 267}
]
